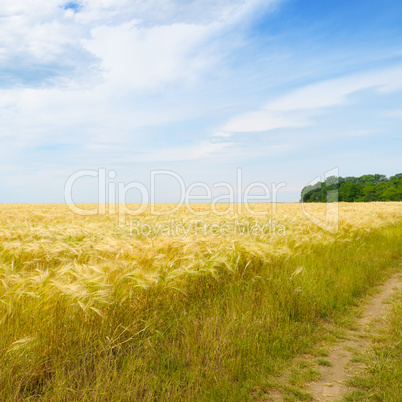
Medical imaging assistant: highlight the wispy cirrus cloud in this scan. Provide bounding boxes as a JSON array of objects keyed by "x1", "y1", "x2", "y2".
[
  {"x1": 383, "y1": 109, "x2": 402, "y2": 118},
  {"x1": 267, "y1": 65, "x2": 402, "y2": 111},
  {"x1": 221, "y1": 110, "x2": 308, "y2": 133},
  {"x1": 216, "y1": 65, "x2": 402, "y2": 137}
]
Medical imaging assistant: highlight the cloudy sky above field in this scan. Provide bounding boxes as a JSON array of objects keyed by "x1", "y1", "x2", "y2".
[{"x1": 1, "y1": 0, "x2": 402, "y2": 202}]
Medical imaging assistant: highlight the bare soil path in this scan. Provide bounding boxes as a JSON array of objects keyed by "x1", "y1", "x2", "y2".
[{"x1": 308, "y1": 272, "x2": 402, "y2": 401}]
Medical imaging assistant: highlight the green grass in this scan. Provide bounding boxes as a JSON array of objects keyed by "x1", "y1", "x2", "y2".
[
  {"x1": 287, "y1": 360, "x2": 321, "y2": 387},
  {"x1": 316, "y1": 358, "x2": 333, "y2": 367},
  {"x1": 314, "y1": 348, "x2": 330, "y2": 357},
  {"x1": 0, "y1": 206, "x2": 401, "y2": 400},
  {"x1": 343, "y1": 289, "x2": 402, "y2": 401}
]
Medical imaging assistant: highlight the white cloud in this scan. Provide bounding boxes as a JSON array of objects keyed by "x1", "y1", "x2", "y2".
[
  {"x1": 0, "y1": 0, "x2": 280, "y2": 89},
  {"x1": 79, "y1": 0, "x2": 280, "y2": 91},
  {"x1": 79, "y1": 0, "x2": 278, "y2": 26},
  {"x1": 216, "y1": 65, "x2": 402, "y2": 137},
  {"x1": 0, "y1": 0, "x2": 282, "y2": 148},
  {"x1": 221, "y1": 110, "x2": 308, "y2": 133},
  {"x1": 383, "y1": 109, "x2": 402, "y2": 118},
  {"x1": 82, "y1": 21, "x2": 214, "y2": 91},
  {"x1": 267, "y1": 65, "x2": 402, "y2": 111}
]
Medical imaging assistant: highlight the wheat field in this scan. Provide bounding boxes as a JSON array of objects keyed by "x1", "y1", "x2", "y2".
[{"x1": 0, "y1": 202, "x2": 401, "y2": 400}]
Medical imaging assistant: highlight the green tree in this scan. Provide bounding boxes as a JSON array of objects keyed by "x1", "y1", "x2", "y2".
[
  {"x1": 339, "y1": 182, "x2": 362, "y2": 202},
  {"x1": 301, "y1": 173, "x2": 402, "y2": 202}
]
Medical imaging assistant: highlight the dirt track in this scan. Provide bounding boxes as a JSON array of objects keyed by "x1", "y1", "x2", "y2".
[{"x1": 309, "y1": 272, "x2": 402, "y2": 401}]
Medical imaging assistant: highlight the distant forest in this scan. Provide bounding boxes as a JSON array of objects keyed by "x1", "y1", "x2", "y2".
[{"x1": 301, "y1": 173, "x2": 402, "y2": 202}]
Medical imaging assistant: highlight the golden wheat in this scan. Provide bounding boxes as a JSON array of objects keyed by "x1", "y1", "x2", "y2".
[{"x1": 0, "y1": 202, "x2": 401, "y2": 399}]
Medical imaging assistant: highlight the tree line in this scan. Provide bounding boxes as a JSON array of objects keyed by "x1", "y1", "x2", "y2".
[{"x1": 301, "y1": 173, "x2": 402, "y2": 202}]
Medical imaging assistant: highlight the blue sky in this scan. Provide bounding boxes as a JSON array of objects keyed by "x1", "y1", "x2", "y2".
[{"x1": 0, "y1": 0, "x2": 401, "y2": 202}]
